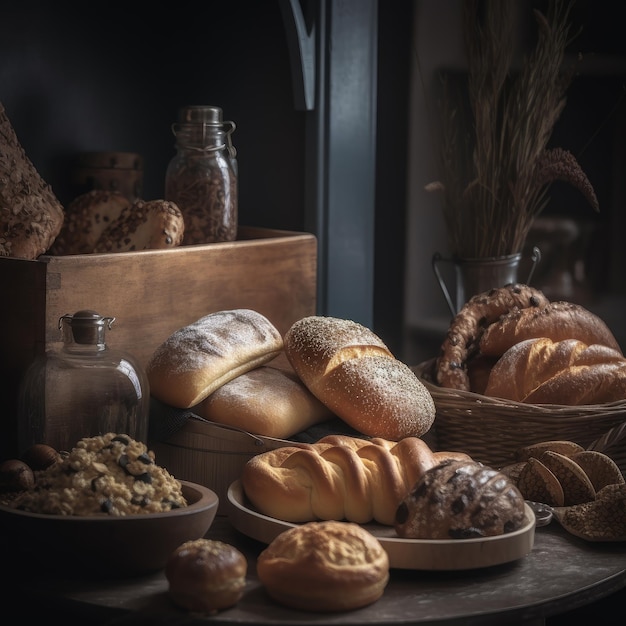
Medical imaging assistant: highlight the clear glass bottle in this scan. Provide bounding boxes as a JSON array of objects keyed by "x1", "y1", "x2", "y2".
[
  {"x1": 17, "y1": 310, "x2": 150, "y2": 454},
  {"x1": 165, "y1": 105, "x2": 238, "y2": 244}
]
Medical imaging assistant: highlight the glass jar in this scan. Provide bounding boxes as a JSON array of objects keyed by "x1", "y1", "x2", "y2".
[
  {"x1": 17, "y1": 310, "x2": 150, "y2": 454},
  {"x1": 165, "y1": 105, "x2": 238, "y2": 244}
]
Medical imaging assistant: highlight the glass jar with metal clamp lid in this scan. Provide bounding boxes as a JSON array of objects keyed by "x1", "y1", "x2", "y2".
[
  {"x1": 165, "y1": 105, "x2": 238, "y2": 244},
  {"x1": 17, "y1": 310, "x2": 150, "y2": 454}
]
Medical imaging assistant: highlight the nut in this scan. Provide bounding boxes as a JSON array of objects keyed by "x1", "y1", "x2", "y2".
[{"x1": 21, "y1": 443, "x2": 60, "y2": 471}]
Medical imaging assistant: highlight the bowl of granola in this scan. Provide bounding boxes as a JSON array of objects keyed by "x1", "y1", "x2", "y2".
[{"x1": 0, "y1": 433, "x2": 219, "y2": 577}]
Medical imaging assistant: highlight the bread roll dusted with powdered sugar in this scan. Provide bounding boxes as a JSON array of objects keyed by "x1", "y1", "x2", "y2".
[{"x1": 146, "y1": 309, "x2": 283, "y2": 408}]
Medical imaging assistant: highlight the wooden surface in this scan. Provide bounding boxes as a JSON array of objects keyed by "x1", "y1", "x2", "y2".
[{"x1": 4, "y1": 515, "x2": 625, "y2": 626}]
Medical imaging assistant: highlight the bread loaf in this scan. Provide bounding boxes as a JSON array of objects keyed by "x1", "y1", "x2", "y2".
[
  {"x1": 240, "y1": 434, "x2": 471, "y2": 526},
  {"x1": 0, "y1": 102, "x2": 64, "y2": 259},
  {"x1": 394, "y1": 459, "x2": 526, "y2": 539},
  {"x1": 49, "y1": 190, "x2": 130, "y2": 255},
  {"x1": 479, "y1": 301, "x2": 622, "y2": 357},
  {"x1": 166, "y1": 539, "x2": 247, "y2": 614},
  {"x1": 284, "y1": 316, "x2": 435, "y2": 440},
  {"x1": 484, "y1": 337, "x2": 626, "y2": 404},
  {"x1": 192, "y1": 365, "x2": 334, "y2": 438},
  {"x1": 256, "y1": 520, "x2": 389, "y2": 612},
  {"x1": 146, "y1": 309, "x2": 283, "y2": 408},
  {"x1": 94, "y1": 198, "x2": 184, "y2": 252},
  {"x1": 436, "y1": 284, "x2": 549, "y2": 391}
]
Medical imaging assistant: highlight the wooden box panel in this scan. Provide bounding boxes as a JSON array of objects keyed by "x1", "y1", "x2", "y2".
[{"x1": 0, "y1": 226, "x2": 317, "y2": 458}]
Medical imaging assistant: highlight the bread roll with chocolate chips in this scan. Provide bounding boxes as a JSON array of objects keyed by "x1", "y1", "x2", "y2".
[
  {"x1": 284, "y1": 316, "x2": 435, "y2": 440},
  {"x1": 257, "y1": 520, "x2": 389, "y2": 612},
  {"x1": 395, "y1": 459, "x2": 526, "y2": 539},
  {"x1": 147, "y1": 309, "x2": 283, "y2": 408}
]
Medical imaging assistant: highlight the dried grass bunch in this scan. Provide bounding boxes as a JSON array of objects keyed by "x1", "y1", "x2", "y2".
[{"x1": 427, "y1": 0, "x2": 599, "y2": 259}]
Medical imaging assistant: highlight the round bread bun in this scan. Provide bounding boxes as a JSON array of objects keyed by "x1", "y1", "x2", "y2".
[
  {"x1": 193, "y1": 365, "x2": 334, "y2": 438},
  {"x1": 147, "y1": 309, "x2": 284, "y2": 408},
  {"x1": 165, "y1": 538, "x2": 247, "y2": 614},
  {"x1": 256, "y1": 520, "x2": 389, "y2": 612},
  {"x1": 284, "y1": 316, "x2": 435, "y2": 440}
]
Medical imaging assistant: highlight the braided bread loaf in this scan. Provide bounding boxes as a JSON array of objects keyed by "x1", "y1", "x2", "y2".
[{"x1": 240, "y1": 435, "x2": 470, "y2": 526}]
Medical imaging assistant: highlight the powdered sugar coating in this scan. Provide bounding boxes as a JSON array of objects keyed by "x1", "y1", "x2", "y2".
[{"x1": 147, "y1": 309, "x2": 284, "y2": 408}]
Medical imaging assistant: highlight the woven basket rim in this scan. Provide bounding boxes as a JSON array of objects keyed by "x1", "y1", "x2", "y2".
[{"x1": 413, "y1": 358, "x2": 626, "y2": 417}]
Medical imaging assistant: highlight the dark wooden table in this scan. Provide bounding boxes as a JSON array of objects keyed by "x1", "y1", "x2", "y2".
[{"x1": 4, "y1": 514, "x2": 626, "y2": 626}]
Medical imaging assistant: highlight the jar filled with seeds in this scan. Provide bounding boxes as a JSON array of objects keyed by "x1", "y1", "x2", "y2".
[{"x1": 165, "y1": 105, "x2": 238, "y2": 244}]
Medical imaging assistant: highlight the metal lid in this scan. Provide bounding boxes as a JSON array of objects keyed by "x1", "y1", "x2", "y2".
[
  {"x1": 178, "y1": 105, "x2": 224, "y2": 126},
  {"x1": 58, "y1": 310, "x2": 116, "y2": 345}
]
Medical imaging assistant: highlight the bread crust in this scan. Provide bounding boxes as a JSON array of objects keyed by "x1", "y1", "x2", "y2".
[
  {"x1": 484, "y1": 337, "x2": 626, "y2": 404},
  {"x1": 192, "y1": 366, "x2": 334, "y2": 438},
  {"x1": 240, "y1": 434, "x2": 470, "y2": 526},
  {"x1": 146, "y1": 309, "x2": 283, "y2": 408},
  {"x1": 284, "y1": 316, "x2": 435, "y2": 439},
  {"x1": 435, "y1": 284, "x2": 549, "y2": 391},
  {"x1": 394, "y1": 459, "x2": 526, "y2": 539},
  {"x1": 165, "y1": 539, "x2": 247, "y2": 614},
  {"x1": 256, "y1": 520, "x2": 389, "y2": 612},
  {"x1": 479, "y1": 301, "x2": 622, "y2": 357}
]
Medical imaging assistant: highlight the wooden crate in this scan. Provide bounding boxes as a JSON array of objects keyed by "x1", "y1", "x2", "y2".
[{"x1": 0, "y1": 226, "x2": 317, "y2": 459}]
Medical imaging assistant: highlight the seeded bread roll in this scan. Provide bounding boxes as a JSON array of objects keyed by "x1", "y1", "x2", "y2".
[
  {"x1": 146, "y1": 309, "x2": 284, "y2": 408},
  {"x1": 192, "y1": 366, "x2": 334, "y2": 438},
  {"x1": 257, "y1": 520, "x2": 389, "y2": 612},
  {"x1": 49, "y1": 189, "x2": 130, "y2": 255},
  {"x1": 166, "y1": 539, "x2": 247, "y2": 614},
  {"x1": 284, "y1": 316, "x2": 435, "y2": 440},
  {"x1": 94, "y1": 198, "x2": 184, "y2": 252}
]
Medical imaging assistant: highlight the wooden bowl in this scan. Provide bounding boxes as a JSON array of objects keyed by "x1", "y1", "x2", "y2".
[{"x1": 0, "y1": 480, "x2": 218, "y2": 577}]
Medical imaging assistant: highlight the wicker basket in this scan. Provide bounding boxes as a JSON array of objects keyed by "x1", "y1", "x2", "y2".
[{"x1": 413, "y1": 359, "x2": 626, "y2": 477}]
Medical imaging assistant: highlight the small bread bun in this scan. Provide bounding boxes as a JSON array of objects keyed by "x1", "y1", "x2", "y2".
[
  {"x1": 49, "y1": 189, "x2": 130, "y2": 255},
  {"x1": 395, "y1": 459, "x2": 526, "y2": 539},
  {"x1": 193, "y1": 365, "x2": 334, "y2": 438},
  {"x1": 257, "y1": 521, "x2": 389, "y2": 612},
  {"x1": 284, "y1": 316, "x2": 435, "y2": 440},
  {"x1": 93, "y1": 198, "x2": 184, "y2": 252},
  {"x1": 165, "y1": 539, "x2": 247, "y2": 614},
  {"x1": 147, "y1": 309, "x2": 283, "y2": 408}
]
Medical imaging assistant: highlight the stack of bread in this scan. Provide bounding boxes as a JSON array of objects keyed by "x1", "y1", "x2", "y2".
[
  {"x1": 433, "y1": 283, "x2": 625, "y2": 404},
  {"x1": 146, "y1": 309, "x2": 436, "y2": 441}
]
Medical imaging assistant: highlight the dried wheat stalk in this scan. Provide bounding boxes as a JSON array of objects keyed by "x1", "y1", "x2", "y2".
[{"x1": 427, "y1": 0, "x2": 598, "y2": 259}]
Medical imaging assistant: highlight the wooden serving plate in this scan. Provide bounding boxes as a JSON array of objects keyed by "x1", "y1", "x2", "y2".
[{"x1": 226, "y1": 480, "x2": 536, "y2": 571}]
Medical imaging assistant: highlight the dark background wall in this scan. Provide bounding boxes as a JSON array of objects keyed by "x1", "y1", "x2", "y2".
[{"x1": 0, "y1": 0, "x2": 413, "y2": 356}]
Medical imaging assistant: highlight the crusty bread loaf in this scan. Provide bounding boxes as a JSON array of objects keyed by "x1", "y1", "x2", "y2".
[
  {"x1": 479, "y1": 301, "x2": 622, "y2": 357},
  {"x1": 94, "y1": 199, "x2": 184, "y2": 252},
  {"x1": 436, "y1": 284, "x2": 550, "y2": 391},
  {"x1": 484, "y1": 337, "x2": 626, "y2": 404},
  {"x1": 240, "y1": 434, "x2": 471, "y2": 526},
  {"x1": 192, "y1": 365, "x2": 334, "y2": 438},
  {"x1": 394, "y1": 459, "x2": 526, "y2": 539},
  {"x1": 165, "y1": 539, "x2": 247, "y2": 614},
  {"x1": 147, "y1": 309, "x2": 283, "y2": 408},
  {"x1": 256, "y1": 520, "x2": 389, "y2": 612},
  {"x1": 49, "y1": 189, "x2": 130, "y2": 255},
  {"x1": 0, "y1": 101, "x2": 64, "y2": 259},
  {"x1": 284, "y1": 316, "x2": 435, "y2": 440}
]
